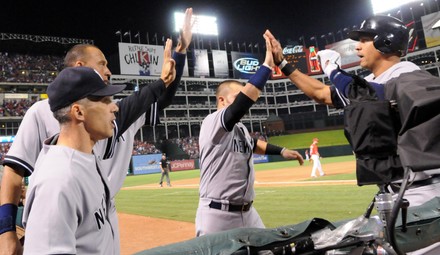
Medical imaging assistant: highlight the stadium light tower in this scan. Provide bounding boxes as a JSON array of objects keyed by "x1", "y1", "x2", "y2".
[{"x1": 174, "y1": 11, "x2": 220, "y2": 49}]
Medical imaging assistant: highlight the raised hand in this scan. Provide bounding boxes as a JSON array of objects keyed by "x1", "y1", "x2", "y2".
[
  {"x1": 175, "y1": 7, "x2": 194, "y2": 53},
  {"x1": 160, "y1": 38, "x2": 176, "y2": 86}
]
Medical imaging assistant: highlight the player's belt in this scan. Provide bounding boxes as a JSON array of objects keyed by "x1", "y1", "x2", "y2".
[
  {"x1": 208, "y1": 201, "x2": 253, "y2": 212},
  {"x1": 389, "y1": 174, "x2": 440, "y2": 193}
]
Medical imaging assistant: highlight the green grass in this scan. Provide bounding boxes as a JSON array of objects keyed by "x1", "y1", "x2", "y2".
[
  {"x1": 115, "y1": 185, "x2": 377, "y2": 227},
  {"x1": 268, "y1": 129, "x2": 349, "y2": 148},
  {"x1": 115, "y1": 155, "x2": 379, "y2": 227}
]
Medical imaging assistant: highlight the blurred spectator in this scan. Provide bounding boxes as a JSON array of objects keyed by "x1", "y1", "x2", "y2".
[
  {"x1": 132, "y1": 139, "x2": 161, "y2": 155},
  {"x1": 0, "y1": 52, "x2": 63, "y2": 83},
  {"x1": 0, "y1": 142, "x2": 12, "y2": 161},
  {"x1": 2, "y1": 99, "x2": 37, "y2": 116},
  {"x1": 171, "y1": 136, "x2": 199, "y2": 159}
]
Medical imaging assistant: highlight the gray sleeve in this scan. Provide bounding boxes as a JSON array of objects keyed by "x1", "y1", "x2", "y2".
[{"x1": 3, "y1": 102, "x2": 55, "y2": 176}]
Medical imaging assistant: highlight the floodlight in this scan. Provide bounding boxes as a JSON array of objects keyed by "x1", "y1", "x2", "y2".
[
  {"x1": 371, "y1": 0, "x2": 422, "y2": 14},
  {"x1": 174, "y1": 12, "x2": 218, "y2": 36}
]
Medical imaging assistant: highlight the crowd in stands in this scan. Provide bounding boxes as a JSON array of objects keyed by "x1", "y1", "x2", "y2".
[
  {"x1": 1, "y1": 99, "x2": 37, "y2": 117},
  {"x1": 0, "y1": 142, "x2": 12, "y2": 161},
  {"x1": 170, "y1": 136, "x2": 199, "y2": 159},
  {"x1": 132, "y1": 140, "x2": 161, "y2": 155},
  {"x1": 0, "y1": 52, "x2": 64, "y2": 83}
]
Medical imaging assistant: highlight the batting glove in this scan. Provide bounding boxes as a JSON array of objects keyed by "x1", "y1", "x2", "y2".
[{"x1": 317, "y1": 49, "x2": 341, "y2": 77}]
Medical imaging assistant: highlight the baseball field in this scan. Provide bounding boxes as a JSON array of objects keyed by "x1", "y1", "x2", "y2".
[{"x1": 115, "y1": 155, "x2": 380, "y2": 255}]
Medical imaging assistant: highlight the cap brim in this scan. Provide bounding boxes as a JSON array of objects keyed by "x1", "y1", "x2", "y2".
[
  {"x1": 90, "y1": 84, "x2": 126, "y2": 97},
  {"x1": 348, "y1": 30, "x2": 376, "y2": 41}
]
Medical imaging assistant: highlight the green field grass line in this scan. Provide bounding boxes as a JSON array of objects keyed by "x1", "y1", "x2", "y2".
[
  {"x1": 116, "y1": 155, "x2": 372, "y2": 227},
  {"x1": 122, "y1": 155, "x2": 356, "y2": 187},
  {"x1": 268, "y1": 129, "x2": 349, "y2": 148},
  {"x1": 115, "y1": 185, "x2": 378, "y2": 227}
]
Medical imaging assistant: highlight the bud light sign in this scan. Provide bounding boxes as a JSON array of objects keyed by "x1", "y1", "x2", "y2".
[
  {"x1": 233, "y1": 58, "x2": 259, "y2": 74},
  {"x1": 231, "y1": 52, "x2": 262, "y2": 79}
]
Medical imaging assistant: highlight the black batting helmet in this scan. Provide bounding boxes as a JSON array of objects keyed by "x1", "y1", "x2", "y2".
[{"x1": 349, "y1": 15, "x2": 409, "y2": 57}]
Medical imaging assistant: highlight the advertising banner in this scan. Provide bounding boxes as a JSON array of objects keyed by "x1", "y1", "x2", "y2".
[
  {"x1": 212, "y1": 50, "x2": 229, "y2": 78},
  {"x1": 231, "y1": 51, "x2": 261, "y2": 79},
  {"x1": 170, "y1": 159, "x2": 195, "y2": 171},
  {"x1": 193, "y1": 49, "x2": 210, "y2": 77},
  {"x1": 326, "y1": 39, "x2": 360, "y2": 69},
  {"x1": 253, "y1": 154, "x2": 269, "y2": 164},
  {"x1": 271, "y1": 45, "x2": 321, "y2": 79},
  {"x1": 422, "y1": 12, "x2": 440, "y2": 48},
  {"x1": 132, "y1": 154, "x2": 162, "y2": 175},
  {"x1": 118, "y1": 42, "x2": 164, "y2": 76}
]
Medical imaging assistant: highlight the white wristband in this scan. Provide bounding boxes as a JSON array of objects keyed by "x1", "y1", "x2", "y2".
[
  {"x1": 280, "y1": 147, "x2": 286, "y2": 155},
  {"x1": 278, "y1": 59, "x2": 288, "y2": 69}
]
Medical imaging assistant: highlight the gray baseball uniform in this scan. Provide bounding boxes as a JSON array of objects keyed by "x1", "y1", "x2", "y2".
[
  {"x1": 23, "y1": 135, "x2": 114, "y2": 255},
  {"x1": 196, "y1": 107, "x2": 265, "y2": 236},
  {"x1": 4, "y1": 52, "x2": 187, "y2": 252}
]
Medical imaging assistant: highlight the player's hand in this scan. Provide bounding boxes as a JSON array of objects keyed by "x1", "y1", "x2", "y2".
[
  {"x1": 317, "y1": 49, "x2": 341, "y2": 77},
  {"x1": 264, "y1": 30, "x2": 284, "y2": 66},
  {"x1": 281, "y1": 149, "x2": 304, "y2": 165},
  {"x1": 0, "y1": 231, "x2": 23, "y2": 255},
  {"x1": 263, "y1": 32, "x2": 275, "y2": 68},
  {"x1": 160, "y1": 38, "x2": 176, "y2": 87},
  {"x1": 175, "y1": 8, "x2": 194, "y2": 53}
]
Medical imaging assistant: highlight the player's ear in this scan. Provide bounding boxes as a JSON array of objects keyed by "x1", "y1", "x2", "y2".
[
  {"x1": 74, "y1": 61, "x2": 85, "y2": 67},
  {"x1": 71, "y1": 103, "x2": 85, "y2": 121},
  {"x1": 218, "y1": 96, "x2": 225, "y2": 106}
]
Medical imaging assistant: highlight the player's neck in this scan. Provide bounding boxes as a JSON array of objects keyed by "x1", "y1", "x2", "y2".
[{"x1": 57, "y1": 125, "x2": 95, "y2": 154}]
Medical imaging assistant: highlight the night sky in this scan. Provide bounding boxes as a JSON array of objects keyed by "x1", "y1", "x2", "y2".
[{"x1": 2, "y1": 0, "x2": 374, "y2": 71}]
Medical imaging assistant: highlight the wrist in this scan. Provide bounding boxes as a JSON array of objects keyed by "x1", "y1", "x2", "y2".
[
  {"x1": 0, "y1": 204, "x2": 18, "y2": 235},
  {"x1": 280, "y1": 147, "x2": 286, "y2": 155},
  {"x1": 278, "y1": 59, "x2": 295, "y2": 76},
  {"x1": 266, "y1": 143, "x2": 284, "y2": 155},
  {"x1": 248, "y1": 65, "x2": 272, "y2": 90}
]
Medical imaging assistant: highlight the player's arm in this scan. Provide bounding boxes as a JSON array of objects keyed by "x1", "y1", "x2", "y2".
[
  {"x1": 264, "y1": 30, "x2": 333, "y2": 105},
  {"x1": 155, "y1": 7, "x2": 193, "y2": 112},
  {"x1": 1, "y1": 105, "x2": 45, "y2": 254},
  {"x1": 253, "y1": 139, "x2": 304, "y2": 165},
  {"x1": 0, "y1": 166, "x2": 24, "y2": 255},
  {"x1": 114, "y1": 38, "x2": 176, "y2": 136},
  {"x1": 222, "y1": 33, "x2": 274, "y2": 131}
]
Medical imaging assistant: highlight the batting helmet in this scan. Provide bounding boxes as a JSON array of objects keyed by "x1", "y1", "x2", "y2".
[{"x1": 349, "y1": 15, "x2": 409, "y2": 57}]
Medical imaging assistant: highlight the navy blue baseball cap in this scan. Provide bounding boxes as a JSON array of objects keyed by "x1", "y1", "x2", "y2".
[{"x1": 47, "y1": 67, "x2": 126, "y2": 112}]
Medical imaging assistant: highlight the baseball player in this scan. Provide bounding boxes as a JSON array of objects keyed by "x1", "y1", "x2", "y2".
[
  {"x1": 23, "y1": 67, "x2": 126, "y2": 254},
  {"x1": 265, "y1": 15, "x2": 440, "y2": 254},
  {"x1": 196, "y1": 33, "x2": 304, "y2": 236},
  {"x1": 0, "y1": 8, "x2": 193, "y2": 254},
  {"x1": 310, "y1": 138, "x2": 324, "y2": 177}
]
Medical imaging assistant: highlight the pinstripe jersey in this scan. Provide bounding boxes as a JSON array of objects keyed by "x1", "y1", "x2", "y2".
[
  {"x1": 199, "y1": 108, "x2": 255, "y2": 203},
  {"x1": 23, "y1": 137, "x2": 114, "y2": 255}
]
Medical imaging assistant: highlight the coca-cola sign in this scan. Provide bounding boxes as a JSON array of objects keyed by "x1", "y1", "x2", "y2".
[
  {"x1": 170, "y1": 159, "x2": 195, "y2": 171},
  {"x1": 282, "y1": 45, "x2": 304, "y2": 54}
]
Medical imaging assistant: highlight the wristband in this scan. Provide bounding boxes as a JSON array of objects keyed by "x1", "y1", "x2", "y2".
[
  {"x1": 0, "y1": 204, "x2": 18, "y2": 235},
  {"x1": 266, "y1": 143, "x2": 284, "y2": 155},
  {"x1": 281, "y1": 62, "x2": 296, "y2": 76},
  {"x1": 248, "y1": 65, "x2": 272, "y2": 90},
  {"x1": 278, "y1": 59, "x2": 288, "y2": 69}
]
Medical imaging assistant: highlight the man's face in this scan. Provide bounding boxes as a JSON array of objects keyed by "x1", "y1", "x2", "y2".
[
  {"x1": 219, "y1": 83, "x2": 242, "y2": 108},
  {"x1": 355, "y1": 35, "x2": 383, "y2": 71},
  {"x1": 82, "y1": 47, "x2": 112, "y2": 83},
  {"x1": 80, "y1": 96, "x2": 118, "y2": 142}
]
